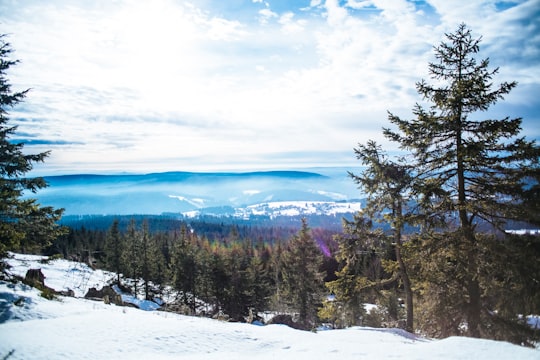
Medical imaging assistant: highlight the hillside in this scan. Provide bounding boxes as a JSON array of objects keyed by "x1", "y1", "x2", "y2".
[
  {"x1": 30, "y1": 169, "x2": 362, "y2": 216},
  {"x1": 1, "y1": 253, "x2": 539, "y2": 359}
]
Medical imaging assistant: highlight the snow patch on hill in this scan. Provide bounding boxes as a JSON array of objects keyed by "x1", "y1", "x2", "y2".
[
  {"x1": 241, "y1": 201, "x2": 362, "y2": 218},
  {"x1": 183, "y1": 200, "x2": 362, "y2": 219}
]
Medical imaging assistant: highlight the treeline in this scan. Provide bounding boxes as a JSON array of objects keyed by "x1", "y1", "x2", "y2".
[
  {"x1": 48, "y1": 217, "x2": 340, "y2": 329},
  {"x1": 57, "y1": 214, "x2": 298, "y2": 244},
  {"x1": 47, "y1": 216, "x2": 338, "y2": 262},
  {"x1": 58, "y1": 212, "x2": 351, "y2": 233}
]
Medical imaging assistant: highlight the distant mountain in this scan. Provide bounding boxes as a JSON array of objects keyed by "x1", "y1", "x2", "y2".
[{"x1": 31, "y1": 168, "x2": 363, "y2": 216}]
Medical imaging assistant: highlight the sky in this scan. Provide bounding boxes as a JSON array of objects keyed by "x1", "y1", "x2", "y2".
[{"x1": 1, "y1": 0, "x2": 539, "y2": 175}]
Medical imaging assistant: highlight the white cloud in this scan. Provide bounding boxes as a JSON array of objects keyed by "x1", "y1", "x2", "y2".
[
  {"x1": 324, "y1": 0, "x2": 350, "y2": 26},
  {"x1": 258, "y1": 8, "x2": 279, "y2": 24},
  {"x1": 345, "y1": 1, "x2": 374, "y2": 9},
  {"x1": 1, "y1": 0, "x2": 538, "y2": 174},
  {"x1": 278, "y1": 12, "x2": 307, "y2": 33}
]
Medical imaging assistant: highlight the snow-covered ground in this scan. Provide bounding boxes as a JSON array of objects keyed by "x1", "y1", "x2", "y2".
[{"x1": 1, "y1": 253, "x2": 539, "y2": 360}]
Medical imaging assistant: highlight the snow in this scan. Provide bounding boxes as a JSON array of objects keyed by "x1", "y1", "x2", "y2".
[
  {"x1": 1, "y1": 253, "x2": 539, "y2": 360},
  {"x1": 241, "y1": 201, "x2": 362, "y2": 218},
  {"x1": 505, "y1": 229, "x2": 540, "y2": 235},
  {"x1": 182, "y1": 200, "x2": 362, "y2": 219}
]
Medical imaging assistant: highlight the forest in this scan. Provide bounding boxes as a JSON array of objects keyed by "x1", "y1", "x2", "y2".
[{"x1": 1, "y1": 25, "x2": 539, "y2": 347}]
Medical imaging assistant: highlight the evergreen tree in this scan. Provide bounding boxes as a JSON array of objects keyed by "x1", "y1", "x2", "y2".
[
  {"x1": 281, "y1": 218, "x2": 325, "y2": 328},
  {"x1": 268, "y1": 239, "x2": 286, "y2": 314},
  {"x1": 323, "y1": 214, "x2": 389, "y2": 328},
  {"x1": 151, "y1": 231, "x2": 170, "y2": 292},
  {"x1": 122, "y1": 219, "x2": 141, "y2": 294},
  {"x1": 140, "y1": 220, "x2": 158, "y2": 300},
  {"x1": 245, "y1": 246, "x2": 272, "y2": 319},
  {"x1": 221, "y1": 242, "x2": 251, "y2": 321},
  {"x1": 208, "y1": 244, "x2": 228, "y2": 315},
  {"x1": 349, "y1": 141, "x2": 415, "y2": 332},
  {"x1": 105, "y1": 219, "x2": 123, "y2": 284},
  {"x1": 246, "y1": 256, "x2": 269, "y2": 312},
  {"x1": 171, "y1": 225, "x2": 199, "y2": 313},
  {"x1": 194, "y1": 236, "x2": 215, "y2": 314},
  {"x1": 385, "y1": 24, "x2": 540, "y2": 340},
  {"x1": 0, "y1": 34, "x2": 65, "y2": 257}
]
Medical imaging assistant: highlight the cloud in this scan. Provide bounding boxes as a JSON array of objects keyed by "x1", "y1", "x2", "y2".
[
  {"x1": 278, "y1": 12, "x2": 307, "y2": 33},
  {"x1": 258, "y1": 8, "x2": 278, "y2": 24},
  {"x1": 1, "y1": 0, "x2": 538, "y2": 175}
]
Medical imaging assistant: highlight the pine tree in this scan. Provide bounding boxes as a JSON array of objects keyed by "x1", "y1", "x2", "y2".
[
  {"x1": 349, "y1": 140, "x2": 415, "y2": 332},
  {"x1": 140, "y1": 220, "x2": 158, "y2": 300},
  {"x1": 122, "y1": 219, "x2": 141, "y2": 295},
  {"x1": 384, "y1": 24, "x2": 540, "y2": 340},
  {"x1": 151, "y1": 231, "x2": 170, "y2": 293},
  {"x1": 0, "y1": 34, "x2": 65, "y2": 257},
  {"x1": 171, "y1": 225, "x2": 199, "y2": 313},
  {"x1": 105, "y1": 219, "x2": 123, "y2": 284},
  {"x1": 281, "y1": 218, "x2": 325, "y2": 329},
  {"x1": 245, "y1": 244, "x2": 272, "y2": 319},
  {"x1": 269, "y1": 238, "x2": 286, "y2": 314},
  {"x1": 221, "y1": 242, "x2": 251, "y2": 321},
  {"x1": 323, "y1": 215, "x2": 382, "y2": 328}
]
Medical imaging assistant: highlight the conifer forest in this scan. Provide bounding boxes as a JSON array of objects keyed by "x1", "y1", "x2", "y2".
[{"x1": 1, "y1": 24, "x2": 539, "y2": 348}]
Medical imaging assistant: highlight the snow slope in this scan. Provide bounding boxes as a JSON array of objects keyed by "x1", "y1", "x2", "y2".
[{"x1": 1, "y1": 253, "x2": 539, "y2": 360}]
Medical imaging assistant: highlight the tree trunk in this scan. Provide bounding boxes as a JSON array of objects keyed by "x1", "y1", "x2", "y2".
[
  {"x1": 457, "y1": 131, "x2": 481, "y2": 337},
  {"x1": 395, "y1": 239, "x2": 413, "y2": 333},
  {"x1": 395, "y1": 203, "x2": 414, "y2": 333},
  {"x1": 464, "y1": 227, "x2": 481, "y2": 338}
]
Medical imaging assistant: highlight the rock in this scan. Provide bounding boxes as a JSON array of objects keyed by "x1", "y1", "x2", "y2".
[
  {"x1": 58, "y1": 289, "x2": 75, "y2": 297},
  {"x1": 84, "y1": 286, "x2": 123, "y2": 305},
  {"x1": 24, "y1": 268, "x2": 58, "y2": 299},
  {"x1": 267, "y1": 314, "x2": 307, "y2": 330},
  {"x1": 24, "y1": 269, "x2": 46, "y2": 288}
]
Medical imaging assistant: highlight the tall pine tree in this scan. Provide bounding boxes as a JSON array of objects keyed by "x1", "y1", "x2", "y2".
[
  {"x1": 385, "y1": 24, "x2": 540, "y2": 340},
  {"x1": 0, "y1": 34, "x2": 65, "y2": 257}
]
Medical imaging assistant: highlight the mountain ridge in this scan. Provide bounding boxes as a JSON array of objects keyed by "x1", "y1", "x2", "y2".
[{"x1": 29, "y1": 168, "x2": 361, "y2": 216}]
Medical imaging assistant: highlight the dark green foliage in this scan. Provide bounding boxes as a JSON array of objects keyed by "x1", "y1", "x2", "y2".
[
  {"x1": 385, "y1": 23, "x2": 539, "y2": 232},
  {"x1": 105, "y1": 219, "x2": 123, "y2": 284},
  {"x1": 139, "y1": 220, "x2": 164, "y2": 300},
  {"x1": 383, "y1": 23, "x2": 539, "y2": 343},
  {"x1": 348, "y1": 141, "x2": 415, "y2": 332},
  {"x1": 0, "y1": 34, "x2": 66, "y2": 257},
  {"x1": 323, "y1": 215, "x2": 389, "y2": 328},
  {"x1": 122, "y1": 219, "x2": 142, "y2": 294},
  {"x1": 171, "y1": 225, "x2": 199, "y2": 313},
  {"x1": 281, "y1": 218, "x2": 325, "y2": 329},
  {"x1": 220, "y1": 243, "x2": 251, "y2": 320},
  {"x1": 245, "y1": 252, "x2": 272, "y2": 316}
]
